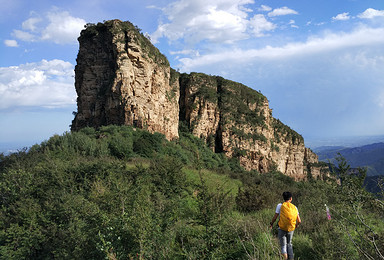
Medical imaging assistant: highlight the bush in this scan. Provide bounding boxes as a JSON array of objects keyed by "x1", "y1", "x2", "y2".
[{"x1": 133, "y1": 131, "x2": 164, "y2": 157}]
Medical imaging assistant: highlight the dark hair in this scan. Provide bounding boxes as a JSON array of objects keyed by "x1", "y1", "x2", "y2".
[{"x1": 283, "y1": 191, "x2": 292, "y2": 201}]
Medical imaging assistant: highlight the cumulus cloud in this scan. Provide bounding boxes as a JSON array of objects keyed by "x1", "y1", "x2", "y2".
[
  {"x1": 268, "y1": 7, "x2": 298, "y2": 17},
  {"x1": 249, "y1": 14, "x2": 276, "y2": 36},
  {"x1": 22, "y1": 17, "x2": 42, "y2": 32},
  {"x1": 151, "y1": 1, "x2": 303, "y2": 45},
  {"x1": 358, "y1": 8, "x2": 384, "y2": 19},
  {"x1": 0, "y1": 59, "x2": 76, "y2": 110},
  {"x1": 4, "y1": 39, "x2": 18, "y2": 47},
  {"x1": 152, "y1": 0, "x2": 254, "y2": 44},
  {"x1": 12, "y1": 29, "x2": 36, "y2": 42},
  {"x1": 332, "y1": 12, "x2": 350, "y2": 21},
  {"x1": 41, "y1": 11, "x2": 86, "y2": 44},
  {"x1": 9, "y1": 10, "x2": 85, "y2": 45}
]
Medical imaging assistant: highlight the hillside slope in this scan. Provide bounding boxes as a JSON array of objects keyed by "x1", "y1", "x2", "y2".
[{"x1": 0, "y1": 126, "x2": 383, "y2": 259}]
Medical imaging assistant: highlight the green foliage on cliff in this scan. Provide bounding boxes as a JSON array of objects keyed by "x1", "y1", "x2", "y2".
[
  {"x1": 179, "y1": 72, "x2": 269, "y2": 150},
  {"x1": 230, "y1": 126, "x2": 267, "y2": 144},
  {"x1": 272, "y1": 118, "x2": 304, "y2": 145},
  {"x1": 117, "y1": 21, "x2": 169, "y2": 67},
  {"x1": 179, "y1": 72, "x2": 303, "y2": 148},
  {"x1": 183, "y1": 72, "x2": 219, "y2": 103},
  {"x1": 80, "y1": 20, "x2": 170, "y2": 67},
  {"x1": 170, "y1": 68, "x2": 180, "y2": 86},
  {"x1": 218, "y1": 76, "x2": 266, "y2": 128},
  {"x1": 1, "y1": 126, "x2": 383, "y2": 259}
]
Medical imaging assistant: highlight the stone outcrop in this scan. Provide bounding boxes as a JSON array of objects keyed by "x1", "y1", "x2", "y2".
[
  {"x1": 178, "y1": 72, "x2": 319, "y2": 180},
  {"x1": 72, "y1": 20, "x2": 321, "y2": 180},
  {"x1": 71, "y1": 20, "x2": 179, "y2": 140}
]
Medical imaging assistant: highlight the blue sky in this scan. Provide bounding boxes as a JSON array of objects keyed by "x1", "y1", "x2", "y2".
[{"x1": 1, "y1": 0, "x2": 384, "y2": 150}]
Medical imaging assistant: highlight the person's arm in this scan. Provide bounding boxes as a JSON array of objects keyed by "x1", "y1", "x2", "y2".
[
  {"x1": 270, "y1": 213, "x2": 279, "y2": 229},
  {"x1": 296, "y1": 214, "x2": 302, "y2": 228}
]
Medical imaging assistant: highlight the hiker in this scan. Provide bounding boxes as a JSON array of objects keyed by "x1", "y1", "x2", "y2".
[{"x1": 270, "y1": 191, "x2": 301, "y2": 260}]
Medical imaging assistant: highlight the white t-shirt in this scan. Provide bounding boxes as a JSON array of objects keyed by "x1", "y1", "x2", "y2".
[{"x1": 275, "y1": 203, "x2": 299, "y2": 215}]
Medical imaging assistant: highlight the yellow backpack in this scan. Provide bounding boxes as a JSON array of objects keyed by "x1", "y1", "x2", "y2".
[{"x1": 278, "y1": 202, "x2": 298, "y2": 232}]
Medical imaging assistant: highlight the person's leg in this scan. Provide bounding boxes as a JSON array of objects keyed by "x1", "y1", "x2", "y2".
[
  {"x1": 286, "y1": 230, "x2": 295, "y2": 259},
  {"x1": 278, "y1": 229, "x2": 288, "y2": 259}
]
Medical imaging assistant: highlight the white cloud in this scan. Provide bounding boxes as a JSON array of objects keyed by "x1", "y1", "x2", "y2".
[
  {"x1": 170, "y1": 49, "x2": 200, "y2": 56},
  {"x1": 22, "y1": 17, "x2": 42, "y2": 32},
  {"x1": 268, "y1": 7, "x2": 298, "y2": 17},
  {"x1": 151, "y1": 0, "x2": 301, "y2": 44},
  {"x1": 259, "y1": 5, "x2": 272, "y2": 12},
  {"x1": 249, "y1": 14, "x2": 276, "y2": 36},
  {"x1": 332, "y1": 12, "x2": 350, "y2": 21},
  {"x1": 358, "y1": 8, "x2": 384, "y2": 19},
  {"x1": 9, "y1": 10, "x2": 85, "y2": 45},
  {"x1": 4, "y1": 39, "x2": 18, "y2": 47},
  {"x1": 178, "y1": 26, "x2": 384, "y2": 71},
  {"x1": 0, "y1": 59, "x2": 76, "y2": 110},
  {"x1": 151, "y1": 0, "x2": 255, "y2": 43},
  {"x1": 12, "y1": 29, "x2": 36, "y2": 41},
  {"x1": 289, "y1": 20, "x2": 298, "y2": 28},
  {"x1": 41, "y1": 11, "x2": 86, "y2": 44}
]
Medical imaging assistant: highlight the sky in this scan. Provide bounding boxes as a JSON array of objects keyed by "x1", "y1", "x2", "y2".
[{"x1": 1, "y1": 0, "x2": 384, "y2": 150}]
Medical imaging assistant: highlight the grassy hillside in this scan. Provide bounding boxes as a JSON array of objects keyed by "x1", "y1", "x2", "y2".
[{"x1": 0, "y1": 125, "x2": 383, "y2": 259}]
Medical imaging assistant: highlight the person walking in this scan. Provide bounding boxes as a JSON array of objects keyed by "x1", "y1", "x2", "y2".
[{"x1": 270, "y1": 191, "x2": 301, "y2": 260}]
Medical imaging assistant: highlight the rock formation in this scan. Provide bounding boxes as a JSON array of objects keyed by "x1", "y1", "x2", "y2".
[
  {"x1": 71, "y1": 20, "x2": 179, "y2": 140},
  {"x1": 72, "y1": 20, "x2": 321, "y2": 180},
  {"x1": 178, "y1": 72, "x2": 321, "y2": 180}
]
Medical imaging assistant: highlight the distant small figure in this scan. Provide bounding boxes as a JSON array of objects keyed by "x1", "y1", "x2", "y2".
[
  {"x1": 270, "y1": 191, "x2": 302, "y2": 260},
  {"x1": 325, "y1": 204, "x2": 331, "y2": 220}
]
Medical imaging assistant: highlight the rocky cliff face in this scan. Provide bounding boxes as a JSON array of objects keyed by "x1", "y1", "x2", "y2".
[
  {"x1": 72, "y1": 20, "x2": 320, "y2": 180},
  {"x1": 177, "y1": 72, "x2": 319, "y2": 180},
  {"x1": 71, "y1": 20, "x2": 179, "y2": 141}
]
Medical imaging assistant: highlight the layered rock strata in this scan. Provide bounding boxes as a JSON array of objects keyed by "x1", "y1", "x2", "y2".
[{"x1": 72, "y1": 20, "x2": 320, "y2": 180}]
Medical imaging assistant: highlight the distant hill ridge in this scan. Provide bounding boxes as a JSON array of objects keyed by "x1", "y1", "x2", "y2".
[
  {"x1": 71, "y1": 20, "x2": 322, "y2": 180},
  {"x1": 315, "y1": 142, "x2": 384, "y2": 176}
]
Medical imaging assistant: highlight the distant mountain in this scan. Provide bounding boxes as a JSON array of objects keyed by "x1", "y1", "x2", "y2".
[
  {"x1": 314, "y1": 142, "x2": 384, "y2": 176},
  {"x1": 307, "y1": 135, "x2": 384, "y2": 148},
  {"x1": 312, "y1": 146, "x2": 346, "y2": 154}
]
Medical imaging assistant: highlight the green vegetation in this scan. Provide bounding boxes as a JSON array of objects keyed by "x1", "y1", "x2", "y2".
[
  {"x1": 1, "y1": 126, "x2": 383, "y2": 259},
  {"x1": 114, "y1": 20, "x2": 169, "y2": 67},
  {"x1": 230, "y1": 126, "x2": 268, "y2": 144},
  {"x1": 218, "y1": 76, "x2": 266, "y2": 128},
  {"x1": 272, "y1": 118, "x2": 304, "y2": 145},
  {"x1": 178, "y1": 72, "x2": 270, "y2": 157},
  {"x1": 81, "y1": 20, "x2": 169, "y2": 67},
  {"x1": 169, "y1": 68, "x2": 180, "y2": 86},
  {"x1": 182, "y1": 72, "x2": 219, "y2": 104}
]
